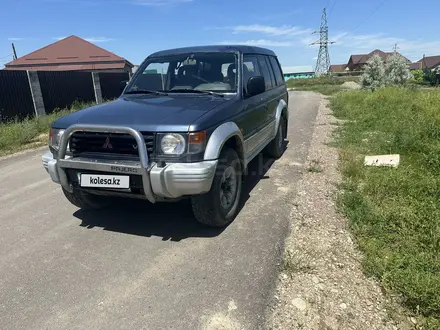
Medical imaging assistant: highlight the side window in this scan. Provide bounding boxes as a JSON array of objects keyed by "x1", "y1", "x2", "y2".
[
  {"x1": 265, "y1": 56, "x2": 277, "y2": 87},
  {"x1": 269, "y1": 56, "x2": 285, "y2": 86},
  {"x1": 243, "y1": 55, "x2": 261, "y2": 96},
  {"x1": 257, "y1": 55, "x2": 274, "y2": 89}
]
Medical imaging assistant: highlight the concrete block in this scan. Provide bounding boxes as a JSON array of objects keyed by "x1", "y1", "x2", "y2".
[
  {"x1": 26, "y1": 71, "x2": 46, "y2": 117},
  {"x1": 92, "y1": 72, "x2": 103, "y2": 104}
]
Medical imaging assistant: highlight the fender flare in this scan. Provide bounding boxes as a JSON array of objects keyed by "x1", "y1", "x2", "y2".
[
  {"x1": 204, "y1": 122, "x2": 245, "y2": 163},
  {"x1": 274, "y1": 99, "x2": 288, "y2": 137}
]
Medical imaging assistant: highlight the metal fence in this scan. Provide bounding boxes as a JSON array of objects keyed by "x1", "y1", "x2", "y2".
[
  {"x1": 0, "y1": 71, "x2": 35, "y2": 121},
  {"x1": 37, "y1": 71, "x2": 96, "y2": 114},
  {"x1": 99, "y1": 72, "x2": 129, "y2": 100}
]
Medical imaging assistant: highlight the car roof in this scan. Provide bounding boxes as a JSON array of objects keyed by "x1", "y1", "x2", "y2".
[{"x1": 148, "y1": 45, "x2": 277, "y2": 58}]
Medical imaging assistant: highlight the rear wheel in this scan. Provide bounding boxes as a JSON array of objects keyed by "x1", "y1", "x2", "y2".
[
  {"x1": 191, "y1": 148, "x2": 242, "y2": 227},
  {"x1": 265, "y1": 116, "x2": 287, "y2": 159},
  {"x1": 62, "y1": 187, "x2": 110, "y2": 211}
]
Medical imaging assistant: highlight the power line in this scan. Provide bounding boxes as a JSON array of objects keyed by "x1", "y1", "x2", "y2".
[
  {"x1": 0, "y1": 54, "x2": 13, "y2": 60},
  {"x1": 328, "y1": 0, "x2": 337, "y2": 17},
  {"x1": 349, "y1": 0, "x2": 388, "y2": 33}
]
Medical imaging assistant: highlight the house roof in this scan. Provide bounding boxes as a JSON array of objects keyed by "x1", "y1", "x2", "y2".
[
  {"x1": 3, "y1": 63, "x2": 127, "y2": 71},
  {"x1": 349, "y1": 49, "x2": 410, "y2": 65},
  {"x1": 4, "y1": 35, "x2": 133, "y2": 70},
  {"x1": 329, "y1": 64, "x2": 347, "y2": 72},
  {"x1": 413, "y1": 55, "x2": 440, "y2": 69}
]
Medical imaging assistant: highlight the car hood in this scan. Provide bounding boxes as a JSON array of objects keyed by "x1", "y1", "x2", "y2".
[{"x1": 52, "y1": 94, "x2": 229, "y2": 132}]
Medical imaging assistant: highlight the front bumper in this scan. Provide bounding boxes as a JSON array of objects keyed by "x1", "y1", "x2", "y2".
[{"x1": 42, "y1": 124, "x2": 217, "y2": 202}]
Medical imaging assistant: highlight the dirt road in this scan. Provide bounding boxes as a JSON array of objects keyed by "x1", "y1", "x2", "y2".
[{"x1": 0, "y1": 91, "x2": 320, "y2": 330}]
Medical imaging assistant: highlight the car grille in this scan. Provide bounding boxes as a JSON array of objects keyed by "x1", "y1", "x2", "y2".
[{"x1": 69, "y1": 132, "x2": 155, "y2": 157}]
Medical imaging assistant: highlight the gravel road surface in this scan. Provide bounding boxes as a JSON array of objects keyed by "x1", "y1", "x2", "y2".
[{"x1": 0, "y1": 91, "x2": 320, "y2": 330}]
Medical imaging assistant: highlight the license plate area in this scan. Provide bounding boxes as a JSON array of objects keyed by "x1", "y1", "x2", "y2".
[{"x1": 79, "y1": 174, "x2": 130, "y2": 189}]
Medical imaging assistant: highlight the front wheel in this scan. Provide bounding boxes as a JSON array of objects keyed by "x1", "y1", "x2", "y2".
[
  {"x1": 191, "y1": 148, "x2": 242, "y2": 227},
  {"x1": 62, "y1": 187, "x2": 110, "y2": 211}
]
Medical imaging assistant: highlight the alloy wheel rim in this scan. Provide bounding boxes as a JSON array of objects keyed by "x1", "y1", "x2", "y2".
[{"x1": 220, "y1": 166, "x2": 238, "y2": 210}]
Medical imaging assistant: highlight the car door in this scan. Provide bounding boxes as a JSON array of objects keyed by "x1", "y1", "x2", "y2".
[
  {"x1": 236, "y1": 54, "x2": 268, "y2": 160},
  {"x1": 268, "y1": 55, "x2": 288, "y2": 107},
  {"x1": 257, "y1": 55, "x2": 278, "y2": 131}
]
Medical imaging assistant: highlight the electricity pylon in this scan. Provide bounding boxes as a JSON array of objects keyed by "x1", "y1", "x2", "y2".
[{"x1": 310, "y1": 8, "x2": 335, "y2": 76}]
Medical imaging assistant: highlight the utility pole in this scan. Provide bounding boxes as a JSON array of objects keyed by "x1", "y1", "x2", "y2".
[
  {"x1": 392, "y1": 43, "x2": 399, "y2": 54},
  {"x1": 310, "y1": 8, "x2": 334, "y2": 76},
  {"x1": 11, "y1": 43, "x2": 17, "y2": 60}
]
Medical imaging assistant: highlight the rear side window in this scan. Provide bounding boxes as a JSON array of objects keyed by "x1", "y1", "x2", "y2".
[
  {"x1": 269, "y1": 56, "x2": 285, "y2": 86},
  {"x1": 265, "y1": 56, "x2": 277, "y2": 87},
  {"x1": 257, "y1": 55, "x2": 274, "y2": 89},
  {"x1": 243, "y1": 55, "x2": 261, "y2": 95}
]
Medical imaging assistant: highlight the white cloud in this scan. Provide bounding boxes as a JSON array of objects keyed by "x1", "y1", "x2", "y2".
[
  {"x1": 330, "y1": 32, "x2": 440, "y2": 61},
  {"x1": 84, "y1": 37, "x2": 114, "y2": 43},
  {"x1": 131, "y1": 0, "x2": 193, "y2": 5},
  {"x1": 218, "y1": 40, "x2": 294, "y2": 47},
  {"x1": 8, "y1": 37, "x2": 25, "y2": 41},
  {"x1": 231, "y1": 24, "x2": 311, "y2": 37},
  {"x1": 52, "y1": 36, "x2": 114, "y2": 43}
]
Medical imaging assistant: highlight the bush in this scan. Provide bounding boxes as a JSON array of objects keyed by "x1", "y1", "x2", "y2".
[
  {"x1": 385, "y1": 54, "x2": 412, "y2": 86},
  {"x1": 423, "y1": 69, "x2": 437, "y2": 86},
  {"x1": 360, "y1": 54, "x2": 386, "y2": 90},
  {"x1": 410, "y1": 69, "x2": 424, "y2": 84}
]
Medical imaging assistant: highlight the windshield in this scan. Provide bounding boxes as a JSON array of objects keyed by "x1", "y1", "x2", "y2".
[{"x1": 125, "y1": 52, "x2": 238, "y2": 94}]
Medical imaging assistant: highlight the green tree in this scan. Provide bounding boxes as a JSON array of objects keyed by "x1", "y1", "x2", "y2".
[
  {"x1": 360, "y1": 54, "x2": 386, "y2": 90},
  {"x1": 423, "y1": 68, "x2": 436, "y2": 86},
  {"x1": 385, "y1": 54, "x2": 412, "y2": 85},
  {"x1": 409, "y1": 69, "x2": 424, "y2": 84}
]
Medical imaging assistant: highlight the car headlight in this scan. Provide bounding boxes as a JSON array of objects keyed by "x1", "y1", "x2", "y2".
[
  {"x1": 49, "y1": 128, "x2": 65, "y2": 150},
  {"x1": 160, "y1": 133, "x2": 186, "y2": 155}
]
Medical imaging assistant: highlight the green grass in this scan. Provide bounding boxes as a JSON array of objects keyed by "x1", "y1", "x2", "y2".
[
  {"x1": 286, "y1": 75, "x2": 359, "y2": 88},
  {"x1": 332, "y1": 87, "x2": 440, "y2": 328},
  {"x1": 286, "y1": 76, "x2": 359, "y2": 95},
  {"x1": 290, "y1": 84, "x2": 344, "y2": 95},
  {"x1": 307, "y1": 159, "x2": 323, "y2": 173},
  {"x1": 282, "y1": 250, "x2": 313, "y2": 278},
  {"x1": 0, "y1": 101, "x2": 94, "y2": 156}
]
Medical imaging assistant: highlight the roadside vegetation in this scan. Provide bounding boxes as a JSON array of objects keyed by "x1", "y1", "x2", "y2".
[
  {"x1": 0, "y1": 101, "x2": 94, "y2": 157},
  {"x1": 332, "y1": 87, "x2": 440, "y2": 328},
  {"x1": 286, "y1": 75, "x2": 359, "y2": 95}
]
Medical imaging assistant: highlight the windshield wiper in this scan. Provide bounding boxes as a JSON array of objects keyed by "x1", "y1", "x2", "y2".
[
  {"x1": 169, "y1": 89, "x2": 224, "y2": 97},
  {"x1": 124, "y1": 89, "x2": 168, "y2": 96}
]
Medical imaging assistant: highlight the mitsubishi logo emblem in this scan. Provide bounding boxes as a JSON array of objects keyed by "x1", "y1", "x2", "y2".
[{"x1": 102, "y1": 136, "x2": 113, "y2": 149}]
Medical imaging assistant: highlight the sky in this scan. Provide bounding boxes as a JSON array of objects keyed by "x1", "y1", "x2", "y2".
[{"x1": 1, "y1": 0, "x2": 440, "y2": 72}]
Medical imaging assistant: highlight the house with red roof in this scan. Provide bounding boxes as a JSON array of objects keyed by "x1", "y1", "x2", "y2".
[
  {"x1": 409, "y1": 55, "x2": 440, "y2": 71},
  {"x1": 329, "y1": 49, "x2": 411, "y2": 73},
  {"x1": 345, "y1": 49, "x2": 410, "y2": 71},
  {"x1": 4, "y1": 35, "x2": 133, "y2": 72}
]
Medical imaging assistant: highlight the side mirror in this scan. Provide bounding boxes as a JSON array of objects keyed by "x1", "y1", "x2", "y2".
[
  {"x1": 246, "y1": 76, "x2": 265, "y2": 96},
  {"x1": 120, "y1": 80, "x2": 128, "y2": 93}
]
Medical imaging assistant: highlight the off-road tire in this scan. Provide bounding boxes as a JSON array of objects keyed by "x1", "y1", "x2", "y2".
[
  {"x1": 62, "y1": 187, "x2": 110, "y2": 211},
  {"x1": 191, "y1": 148, "x2": 242, "y2": 227},
  {"x1": 265, "y1": 116, "x2": 287, "y2": 159}
]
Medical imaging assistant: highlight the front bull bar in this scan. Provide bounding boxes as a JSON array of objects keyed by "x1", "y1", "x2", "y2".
[{"x1": 56, "y1": 124, "x2": 156, "y2": 203}]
